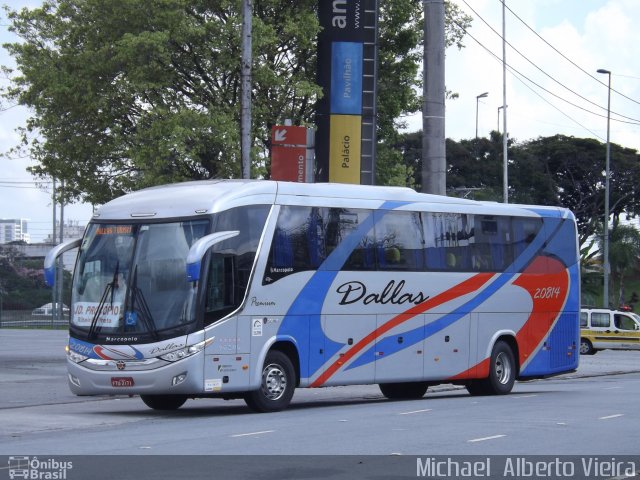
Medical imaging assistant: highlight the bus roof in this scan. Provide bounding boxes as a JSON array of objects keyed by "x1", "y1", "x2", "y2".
[{"x1": 91, "y1": 180, "x2": 573, "y2": 221}]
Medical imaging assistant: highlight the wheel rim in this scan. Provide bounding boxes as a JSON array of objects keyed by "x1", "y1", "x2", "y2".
[
  {"x1": 261, "y1": 363, "x2": 287, "y2": 401},
  {"x1": 579, "y1": 341, "x2": 590, "y2": 354},
  {"x1": 494, "y1": 352, "x2": 512, "y2": 385}
]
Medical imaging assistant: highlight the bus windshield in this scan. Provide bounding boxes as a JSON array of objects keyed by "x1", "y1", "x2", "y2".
[{"x1": 71, "y1": 220, "x2": 209, "y2": 340}]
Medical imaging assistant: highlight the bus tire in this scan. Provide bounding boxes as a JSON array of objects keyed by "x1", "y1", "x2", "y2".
[
  {"x1": 579, "y1": 338, "x2": 595, "y2": 355},
  {"x1": 467, "y1": 340, "x2": 516, "y2": 396},
  {"x1": 379, "y1": 382, "x2": 429, "y2": 400},
  {"x1": 465, "y1": 380, "x2": 488, "y2": 396},
  {"x1": 140, "y1": 394, "x2": 187, "y2": 410},
  {"x1": 244, "y1": 350, "x2": 296, "y2": 413}
]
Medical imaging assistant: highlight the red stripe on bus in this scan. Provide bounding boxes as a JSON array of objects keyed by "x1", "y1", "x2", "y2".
[
  {"x1": 310, "y1": 272, "x2": 495, "y2": 387},
  {"x1": 450, "y1": 257, "x2": 569, "y2": 381}
]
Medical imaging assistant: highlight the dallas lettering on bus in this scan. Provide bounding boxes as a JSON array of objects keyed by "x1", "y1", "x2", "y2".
[{"x1": 336, "y1": 280, "x2": 428, "y2": 306}]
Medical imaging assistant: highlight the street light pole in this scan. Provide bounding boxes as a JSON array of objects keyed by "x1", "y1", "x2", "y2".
[
  {"x1": 475, "y1": 92, "x2": 488, "y2": 138},
  {"x1": 502, "y1": 0, "x2": 508, "y2": 203},
  {"x1": 597, "y1": 68, "x2": 611, "y2": 308},
  {"x1": 497, "y1": 105, "x2": 506, "y2": 133}
]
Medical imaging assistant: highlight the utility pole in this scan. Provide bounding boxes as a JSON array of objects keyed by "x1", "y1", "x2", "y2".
[
  {"x1": 422, "y1": 0, "x2": 446, "y2": 195},
  {"x1": 52, "y1": 177, "x2": 57, "y2": 245},
  {"x1": 51, "y1": 177, "x2": 57, "y2": 322},
  {"x1": 240, "y1": 0, "x2": 252, "y2": 179},
  {"x1": 597, "y1": 68, "x2": 612, "y2": 308},
  {"x1": 56, "y1": 179, "x2": 65, "y2": 322},
  {"x1": 502, "y1": 0, "x2": 508, "y2": 203}
]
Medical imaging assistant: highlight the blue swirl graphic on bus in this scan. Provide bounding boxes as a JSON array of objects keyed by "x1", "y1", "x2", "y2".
[{"x1": 277, "y1": 201, "x2": 411, "y2": 378}]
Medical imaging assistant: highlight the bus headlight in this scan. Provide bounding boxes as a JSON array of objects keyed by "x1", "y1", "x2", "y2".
[
  {"x1": 159, "y1": 338, "x2": 213, "y2": 362},
  {"x1": 67, "y1": 350, "x2": 89, "y2": 364}
]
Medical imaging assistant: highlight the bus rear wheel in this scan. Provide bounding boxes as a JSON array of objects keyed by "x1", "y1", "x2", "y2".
[
  {"x1": 244, "y1": 350, "x2": 296, "y2": 413},
  {"x1": 140, "y1": 394, "x2": 187, "y2": 410},
  {"x1": 379, "y1": 382, "x2": 429, "y2": 400},
  {"x1": 466, "y1": 340, "x2": 516, "y2": 396}
]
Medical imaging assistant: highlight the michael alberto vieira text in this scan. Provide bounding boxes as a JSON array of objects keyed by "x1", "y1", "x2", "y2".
[{"x1": 416, "y1": 457, "x2": 637, "y2": 477}]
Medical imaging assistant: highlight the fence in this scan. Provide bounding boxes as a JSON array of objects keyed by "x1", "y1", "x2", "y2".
[{"x1": 0, "y1": 309, "x2": 69, "y2": 329}]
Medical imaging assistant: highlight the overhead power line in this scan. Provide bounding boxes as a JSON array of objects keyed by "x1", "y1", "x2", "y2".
[
  {"x1": 456, "y1": 23, "x2": 605, "y2": 140},
  {"x1": 500, "y1": 0, "x2": 640, "y2": 107},
  {"x1": 460, "y1": 0, "x2": 640, "y2": 125}
]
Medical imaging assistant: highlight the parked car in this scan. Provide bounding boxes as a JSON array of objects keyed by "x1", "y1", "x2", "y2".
[
  {"x1": 580, "y1": 307, "x2": 640, "y2": 354},
  {"x1": 31, "y1": 303, "x2": 70, "y2": 316}
]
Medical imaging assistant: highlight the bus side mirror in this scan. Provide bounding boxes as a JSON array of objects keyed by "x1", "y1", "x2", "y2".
[
  {"x1": 44, "y1": 238, "x2": 82, "y2": 287},
  {"x1": 186, "y1": 231, "x2": 239, "y2": 282}
]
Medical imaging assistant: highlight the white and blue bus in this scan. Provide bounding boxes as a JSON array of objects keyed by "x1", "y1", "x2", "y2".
[{"x1": 46, "y1": 180, "x2": 580, "y2": 412}]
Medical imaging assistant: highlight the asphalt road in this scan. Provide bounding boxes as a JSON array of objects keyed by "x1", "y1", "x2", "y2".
[{"x1": 1, "y1": 329, "x2": 640, "y2": 457}]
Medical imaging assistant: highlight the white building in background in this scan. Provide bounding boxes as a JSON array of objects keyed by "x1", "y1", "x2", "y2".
[
  {"x1": 3, "y1": 220, "x2": 85, "y2": 272},
  {"x1": 43, "y1": 220, "x2": 86, "y2": 244},
  {"x1": 0, "y1": 218, "x2": 30, "y2": 244}
]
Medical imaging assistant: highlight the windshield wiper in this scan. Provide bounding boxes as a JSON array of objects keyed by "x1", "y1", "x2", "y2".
[
  {"x1": 127, "y1": 266, "x2": 159, "y2": 341},
  {"x1": 88, "y1": 261, "x2": 119, "y2": 340}
]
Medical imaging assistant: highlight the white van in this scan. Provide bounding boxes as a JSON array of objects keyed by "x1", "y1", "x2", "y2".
[{"x1": 580, "y1": 307, "x2": 640, "y2": 354}]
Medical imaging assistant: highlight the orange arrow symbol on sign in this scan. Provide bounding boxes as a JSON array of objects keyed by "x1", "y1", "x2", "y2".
[{"x1": 274, "y1": 129, "x2": 287, "y2": 142}]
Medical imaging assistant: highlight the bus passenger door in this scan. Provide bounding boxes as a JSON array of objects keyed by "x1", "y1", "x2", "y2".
[
  {"x1": 375, "y1": 314, "x2": 424, "y2": 383},
  {"x1": 423, "y1": 313, "x2": 471, "y2": 380},
  {"x1": 321, "y1": 314, "x2": 375, "y2": 386}
]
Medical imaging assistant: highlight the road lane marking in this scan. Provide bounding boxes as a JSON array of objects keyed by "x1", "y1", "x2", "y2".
[
  {"x1": 231, "y1": 430, "x2": 275, "y2": 438},
  {"x1": 467, "y1": 434, "x2": 506, "y2": 443},
  {"x1": 599, "y1": 414, "x2": 624, "y2": 420},
  {"x1": 398, "y1": 408, "x2": 433, "y2": 415},
  {"x1": 513, "y1": 394, "x2": 538, "y2": 399},
  {"x1": 604, "y1": 386, "x2": 622, "y2": 390}
]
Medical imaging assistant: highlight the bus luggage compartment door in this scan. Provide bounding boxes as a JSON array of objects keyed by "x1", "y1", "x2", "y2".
[{"x1": 374, "y1": 313, "x2": 424, "y2": 383}]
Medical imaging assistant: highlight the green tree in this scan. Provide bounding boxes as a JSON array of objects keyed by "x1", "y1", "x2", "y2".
[
  {"x1": 376, "y1": 1, "x2": 471, "y2": 187},
  {"x1": 397, "y1": 132, "x2": 640, "y2": 245},
  {"x1": 0, "y1": 245, "x2": 71, "y2": 310},
  {"x1": 511, "y1": 135, "x2": 640, "y2": 245},
  {"x1": 3, "y1": 0, "x2": 322, "y2": 204},
  {"x1": 595, "y1": 224, "x2": 640, "y2": 308},
  {"x1": 3, "y1": 1, "x2": 471, "y2": 202}
]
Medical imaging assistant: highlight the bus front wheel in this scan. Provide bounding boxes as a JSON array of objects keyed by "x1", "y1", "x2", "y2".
[
  {"x1": 244, "y1": 350, "x2": 296, "y2": 413},
  {"x1": 140, "y1": 394, "x2": 187, "y2": 410},
  {"x1": 466, "y1": 340, "x2": 516, "y2": 396}
]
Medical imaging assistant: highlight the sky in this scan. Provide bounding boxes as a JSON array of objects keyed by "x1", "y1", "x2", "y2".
[{"x1": 1, "y1": 0, "x2": 639, "y2": 242}]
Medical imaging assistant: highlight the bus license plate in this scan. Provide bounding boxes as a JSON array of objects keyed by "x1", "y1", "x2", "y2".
[{"x1": 111, "y1": 377, "x2": 135, "y2": 387}]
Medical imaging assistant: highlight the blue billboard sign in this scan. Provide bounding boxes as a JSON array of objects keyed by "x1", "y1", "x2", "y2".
[{"x1": 330, "y1": 42, "x2": 363, "y2": 115}]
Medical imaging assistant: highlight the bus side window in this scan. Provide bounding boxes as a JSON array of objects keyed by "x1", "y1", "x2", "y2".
[
  {"x1": 471, "y1": 215, "x2": 512, "y2": 272},
  {"x1": 374, "y1": 211, "x2": 424, "y2": 271},
  {"x1": 512, "y1": 217, "x2": 542, "y2": 261},
  {"x1": 205, "y1": 253, "x2": 236, "y2": 320},
  {"x1": 204, "y1": 205, "x2": 269, "y2": 324},
  {"x1": 264, "y1": 206, "x2": 327, "y2": 283},
  {"x1": 328, "y1": 208, "x2": 375, "y2": 271},
  {"x1": 423, "y1": 213, "x2": 473, "y2": 272}
]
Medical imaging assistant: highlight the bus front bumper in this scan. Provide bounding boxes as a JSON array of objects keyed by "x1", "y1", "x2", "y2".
[{"x1": 67, "y1": 353, "x2": 204, "y2": 396}]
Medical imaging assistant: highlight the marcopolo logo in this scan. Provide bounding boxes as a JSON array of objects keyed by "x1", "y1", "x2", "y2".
[{"x1": 8, "y1": 456, "x2": 73, "y2": 479}]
